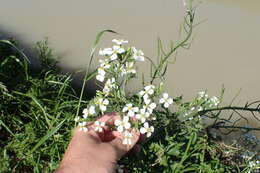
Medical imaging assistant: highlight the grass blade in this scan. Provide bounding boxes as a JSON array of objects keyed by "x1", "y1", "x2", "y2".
[
  {"x1": 76, "y1": 29, "x2": 118, "y2": 117},
  {"x1": 31, "y1": 119, "x2": 66, "y2": 153},
  {"x1": 0, "y1": 118, "x2": 14, "y2": 136}
]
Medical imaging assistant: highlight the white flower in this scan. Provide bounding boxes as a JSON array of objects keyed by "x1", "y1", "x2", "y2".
[
  {"x1": 112, "y1": 39, "x2": 128, "y2": 45},
  {"x1": 103, "y1": 78, "x2": 117, "y2": 95},
  {"x1": 151, "y1": 116, "x2": 156, "y2": 120},
  {"x1": 96, "y1": 67, "x2": 106, "y2": 82},
  {"x1": 111, "y1": 45, "x2": 125, "y2": 60},
  {"x1": 106, "y1": 77, "x2": 116, "y2": 86},
  {"x1": 122, "y1": 103, "x2": 139, "y2": 117},
  {"x1": 136, "y1": 109, "x2": 150, "y2": 123},
  {"x1": 132, "y1": 47, "x2": 145, "y2": 61},
  {"x1": 210, "y1": 96, "x2": 220, "y2": 106},
  {"x1": 99, "y1": 59, "x2": 111, "y2": 69},
  {"x1": 98, "y1": 67, "x2": 106, "y2": 76},
  {"x1": 197, "y1": 91, "x2": 208, "y2": 99},
  {"x1": 79, "y1": 122, "x2": 88, "y2": 132},
  {"x1": 97, "y1": 98, "x2": 109, "y2": 112},
  {"x1": 99, "y1": 45, "x2": 125, "y2": 60},
  {"x1": 143, "y1": 99, "x2": 156, "y2": 114},
  {"x1": 74, "y1": 116, "x2": 80, "y2": 122},
  {"x1": 96, "y1": 74, "x2": 105, "y2": 82},
  {"x1": 159, "y1": 93, "x2": 173, "y2": 108},
  {"x1": 188, "y1": 117, "x2": 193, "y2": 121},
  {"x1": 109, "y1": 46, "x2": 126, "y2": 60},
  {"x1": 197, "y1": 106, "x2": 203, "y2": 111},
  {"x1": 114, "y1": 116, "x2": 131, "y2": 132},
  {"x1": 139, "y1": 85, "x2": 155, "y2": 100},
  {"x1": 103, "y1": 86, "x2": 110, "y2": 95},
  {"x1": 124, "y1": 62, "x2": 136, "y2": 74},
  {"x1": 89, "y1": 105, "x2": 96, "y2": 115},
  {"x1": 82, "y1": 108, "x2": 89, "y2": 119},
  {"x1": 140, "y1": 122, "x2": 154, "y2": 137},
  {"x1": 94, "y1": 121, "x2": 105, "y2": 132},
  {"x1": 82, "y1": 106, "x2": 95, "y2": 118},
  {"x1": 249, "y1": 161, "x2": 256, "y2": 168},
  {"x1": 99, "y1": 48, "x2": 113, "y2": 56},
  {"x1": 122, "y1": 130, "x2": 133, "y2": 145}
]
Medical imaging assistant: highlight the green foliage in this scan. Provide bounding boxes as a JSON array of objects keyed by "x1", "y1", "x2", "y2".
[
  {"x1": 0, "y1": 40, "x2": 78, "y2": 172},
  {"x1": 120, "y1": 102, "x2": 241, "y2": 172}
]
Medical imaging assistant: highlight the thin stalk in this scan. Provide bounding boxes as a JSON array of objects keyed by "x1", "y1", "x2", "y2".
[
  {"x1": 76, "y1": 30, "x2": 117, "y2": 117},
  {"x1": 150, "y1": 9, "x2": 194, "y2": 84}
]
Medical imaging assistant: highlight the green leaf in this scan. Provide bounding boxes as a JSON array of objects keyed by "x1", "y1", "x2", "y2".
[
  {"x1": 167, "y1": 147, "x2": 180, "y2": 157},
  {"x1": 31, "y1": 119, "x2": 66, "y2": 153}
]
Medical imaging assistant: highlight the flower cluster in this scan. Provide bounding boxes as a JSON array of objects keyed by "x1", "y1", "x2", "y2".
[
  {"x1": 75, "y1": 39, "x2": 174, "y2": 145},
  {"x1": 248, "y1": 160, "x2": 260, "y2": 171},
  {"x1": 197, "y1": 91, "x2": 220, "y2": 107},
  {"x1": 180, "y1": 91, "x2": 220, "y2": 121}
]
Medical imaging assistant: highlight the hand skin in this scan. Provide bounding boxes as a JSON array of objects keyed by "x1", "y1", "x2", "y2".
[{"x1": 55, "y1": 113, "x2": 140, "y2": 173}]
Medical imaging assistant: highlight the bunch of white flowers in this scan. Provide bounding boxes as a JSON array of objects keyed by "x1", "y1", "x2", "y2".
[
  {"x1": 180, "y1": 91, "x2": 220, "y2": 121},
  {"x1": 197, "y1": 91, "x2": 220, "y2": 108},
  {"x1": 75, "y1": 39, "x2": 174, "y2": 145}
]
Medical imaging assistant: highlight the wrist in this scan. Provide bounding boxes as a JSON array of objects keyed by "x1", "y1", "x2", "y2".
[
  {"x1": 57, "y1": 130, "x2": 118, "y2": 173},
  {"x1": 57, "y1": 156, "x2": 116, "y2": 173}
]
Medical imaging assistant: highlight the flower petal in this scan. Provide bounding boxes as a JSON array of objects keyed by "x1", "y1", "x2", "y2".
[
  {"x1": 110, "y1": 53, "x2": 118, "y2": 60},
  {"x1": 94, "y1": 121, "x2": 100, "y2": 126},
  {"x1": 117, "y1": 126, "x2": 124, "y2": 132},
  {"x1": 140, "y1": 127, "x2": 147, "y2": 134},
  {"x1": 117, "y1": 48, "x2": 125, "y2": 54},
  {"x1": 163, "y1": 93, "x2": 169, "y2": 99},
  {"x1": 164, "y1": 102, "x2": 169, "y2": 108},
  {"x1": 114, "y1": 119, "x2": 121, "y2": 126},
  {"x1": 159, "y1": 98, "x2": 165, "y2": 104},
  {"x1": 103, "y1": 99, "x2": 109, "y2": 105},
  {"x1": 89, "y1": 106, "x2": 95, "y2": 115},
  {"x1": 127, "y1": 111, "x2": 135, "y2": 117},
  {"x1": 96, "y1": 74, "x2": 104, "y2": 82},
  {"x1": 124, "y1": 122, "x2": 131, "y2": 129},
  {"x1": 123, "y1": 116, "x2": 129, "y2": 122},
  {"x1": 144, "y1": 122, "x2": 149, "y2": 128},
  {"x1": 146, "y1": 132, "x2": 152, "y2": 137},
  {"x1": 168, "y1": 98, "x2": 173, "y2": 104},
  {"x1": 150, "y1": 103, "x2": 156, "y2": 109}
]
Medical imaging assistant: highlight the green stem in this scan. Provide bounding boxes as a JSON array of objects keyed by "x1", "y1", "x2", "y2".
[{"x1": 150, "y1": 10, "x2": 194, "y2": 84}]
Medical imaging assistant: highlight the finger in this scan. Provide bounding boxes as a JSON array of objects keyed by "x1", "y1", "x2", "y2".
[
  {"x1": 94, "y1": 112, "x2": 121, "y2": 129},
  {"x1": 109, "y1": 129, "x2": 140, "y2": 158},
  {"x1": 132, "y1": 144, "x2": 141, "y2": 154},
  {"x1": 91, "y1": 113, "x2": 120, "y2": 141},
  {"x1": 102, "y1": 113, "x2": 121, "y2": 126},
  {"x1": 137, "y1": 133, "x2": 146, "y2": 144},
  {"x1": 96, "y1": 112, "x2": 117, "y2": 122}
]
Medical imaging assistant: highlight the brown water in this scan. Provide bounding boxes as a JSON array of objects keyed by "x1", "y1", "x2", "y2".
[{"x1": 0, "y1": 0, "x2": 260, "y2": 137}]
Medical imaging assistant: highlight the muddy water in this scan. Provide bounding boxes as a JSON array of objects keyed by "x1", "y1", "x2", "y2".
[{"x1": 0, "y1": 0, "x2": 260, "y2": 138}]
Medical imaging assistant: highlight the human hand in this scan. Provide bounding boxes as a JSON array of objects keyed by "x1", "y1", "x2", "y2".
[{"x1": 56, "y1": 113, "x2": 141, "y2": 173}]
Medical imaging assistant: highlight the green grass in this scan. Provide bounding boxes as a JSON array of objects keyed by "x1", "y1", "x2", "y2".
[{"x1": 0, "y1": 39, "x2": 80, "y2": 172}]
